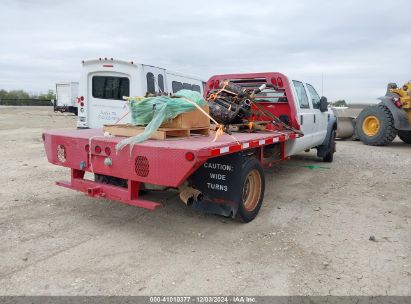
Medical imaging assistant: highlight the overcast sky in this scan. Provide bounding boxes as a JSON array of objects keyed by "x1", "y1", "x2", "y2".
[{"x1": 1, "y1": 0, "x2": 410, "y2": 103}]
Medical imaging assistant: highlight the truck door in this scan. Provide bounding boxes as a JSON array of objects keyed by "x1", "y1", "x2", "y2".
[
  {"x1": 306, "y1": 83, "x2": 328, "y2": 145},
  {"x1": 292, "y1": 80, "x2": 316, "y2": 150},
  {"x1": 87, "y1": 73, "x2": 131, "y2": 128},
  {"x1": 142, "y1": 65, "x2": 167, "y2": 95}
]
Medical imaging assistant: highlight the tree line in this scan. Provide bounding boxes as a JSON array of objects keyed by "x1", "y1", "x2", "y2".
[{"x1": 0, "y1": 89, "x2": 56, "y2": 106}]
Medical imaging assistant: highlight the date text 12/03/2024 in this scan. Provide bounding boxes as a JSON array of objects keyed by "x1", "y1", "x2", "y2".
[{"x1": 149, "y1": 296, "x2": 257, "y2": 303}]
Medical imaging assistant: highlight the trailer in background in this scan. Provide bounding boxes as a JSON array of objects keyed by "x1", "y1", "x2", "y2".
[
  {"x1": 77, "y1": 58, "x2": 205, "y2": 129},
  {"x1": 54, "y1": 82, "x2": 79, "y2": 115}
]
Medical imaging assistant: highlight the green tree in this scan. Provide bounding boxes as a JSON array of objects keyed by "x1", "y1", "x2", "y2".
[
  {"x1": 6, "y1": 90, "x2": 30, "y2": 99},
  {"x1": 38, "y1": 89, "x2": 56, "y2": 100}
]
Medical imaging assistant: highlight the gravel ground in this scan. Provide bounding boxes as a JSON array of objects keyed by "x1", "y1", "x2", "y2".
[{"x1": 0, "y1": 106, "x2": 410, "y2": 296}]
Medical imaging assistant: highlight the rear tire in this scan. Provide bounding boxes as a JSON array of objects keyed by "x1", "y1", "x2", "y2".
[
  {"x1": 356, "y1": 105, "x2": 397, "y2": 146},
  {"x1": 236, "y1": 158, "x2": 265, "y2": 223},
  {"x1": 398, "y1": 130, "x2": 411, "y2": 144}
]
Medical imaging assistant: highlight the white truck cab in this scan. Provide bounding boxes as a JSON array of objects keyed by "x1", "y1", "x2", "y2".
[
  {"x1": 285, "y1": 78, "x2": 336, "y2": 161},
  {"x1": 77, "y1": 58, "x2": 205, "y2": 129}
]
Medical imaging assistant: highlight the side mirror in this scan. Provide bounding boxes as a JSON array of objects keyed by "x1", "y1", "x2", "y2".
[{"x1": 319, "y1": 96, "x2": 328, "y2": 112}]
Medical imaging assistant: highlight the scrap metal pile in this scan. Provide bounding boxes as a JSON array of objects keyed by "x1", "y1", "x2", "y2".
[
  {"x1": 206, "y1": 80, "x2": 253, "y2": 124},
  {"x1": 206, "y1": 80, "x2": 299, "y2": 133}
]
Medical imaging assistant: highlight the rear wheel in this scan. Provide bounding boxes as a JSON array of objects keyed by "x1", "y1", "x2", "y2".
[
  {"x1": 356, "y1": 105, "x2": 397, "y2": 146},
  {"x1": 236, "y1": 158, "x2": 265, "y2": 223},
  {"x1": 398, "y1": 130, "x2": 411, "y2": 144}
]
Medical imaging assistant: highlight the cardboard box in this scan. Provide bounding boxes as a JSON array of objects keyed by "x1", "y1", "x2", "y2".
[{"x1": 161, "y1": 105, "x2": 210, "y2": 129}]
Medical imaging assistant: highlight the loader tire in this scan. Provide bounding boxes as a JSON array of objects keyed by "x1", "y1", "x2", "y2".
[
  {"x1": 356, "y1": 105, "x2": 397, "y2": 146},
  {"x1": 398, "y1": 130, "x2": 411, "y2": 144},
  {"x1": 236, "y1": 158, "x2": 265, "y2": 223}
]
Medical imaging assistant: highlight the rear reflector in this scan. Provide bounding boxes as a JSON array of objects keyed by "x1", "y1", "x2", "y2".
[
  {"x1": 185, "y1": 152, "x2": 195, "y2": 161},
  {"x1": 103, "y1": 64, "x2": 113, "y2": 67},
  {"x1": 57, "y1": 145, "x2": 66, "y2": 163}
]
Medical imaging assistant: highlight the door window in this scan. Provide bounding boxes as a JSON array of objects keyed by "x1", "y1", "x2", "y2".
[
  {"x1": 306, "y1": 84, "x2": 321, "y2": 109},
  {"x1": 146, "y1": 72, "x2": 156, "y2": 94},
  {"x1": 293, "y1": 80, "x2": 310, "y2": 109},
  {"x1": 92, "y1": 76, "x2": 130, "y2": 100},
  {"x1": 158, "y1": 74, "x2": 165, "y2": 92}
]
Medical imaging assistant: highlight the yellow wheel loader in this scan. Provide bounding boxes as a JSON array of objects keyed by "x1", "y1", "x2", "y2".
[{"x1": 356, "y1": 81, "x2": 411, "y2": 145}]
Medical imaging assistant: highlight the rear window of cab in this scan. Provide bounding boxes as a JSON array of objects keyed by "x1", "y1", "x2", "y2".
[{"x1": 92, "y1": 76, "x2": 130, "y2": 100}]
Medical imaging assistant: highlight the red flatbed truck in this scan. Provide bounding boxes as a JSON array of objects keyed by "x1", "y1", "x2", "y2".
[{"x1": 43, "y1": 72, "x2": 336, "y2": 222}]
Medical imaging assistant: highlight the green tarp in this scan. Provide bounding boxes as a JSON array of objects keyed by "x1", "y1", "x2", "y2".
[{"x1": 116, "y1": 90, "x2": 206, "y2": 151}]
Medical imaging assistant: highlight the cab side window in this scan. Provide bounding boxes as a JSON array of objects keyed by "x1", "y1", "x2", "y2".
[
  {"x1": 306, "y1": 84, "x2": 321, "y2": 109},
  {"x1": 293, "y1": 80, "x2": 310, "y2": 109},
  {"x1": 172, "y1": 81, "x2": 183, "y2": 93}
]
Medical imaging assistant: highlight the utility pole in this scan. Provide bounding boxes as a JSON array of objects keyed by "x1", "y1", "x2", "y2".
[{"x1": 321, "y1": 73, "x2": 324, "y2": 96}]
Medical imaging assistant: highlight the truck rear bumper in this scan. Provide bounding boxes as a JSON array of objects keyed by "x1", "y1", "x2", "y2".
[{"x1": 58, "y1": 169, "x2": 161, "y2": 210}]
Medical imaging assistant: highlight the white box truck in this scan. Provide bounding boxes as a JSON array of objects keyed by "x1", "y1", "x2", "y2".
[
  {"x1": 55, "y1": 82, "x2": 79, "y2": 115},
  {"x1": 76, "y1": 58, "x2": 205, "y2": 128}
]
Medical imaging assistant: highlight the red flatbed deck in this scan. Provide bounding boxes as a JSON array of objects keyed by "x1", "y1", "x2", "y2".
[
  {"x1": 46, "y1": 128, "x2": 298, "y2": 156},
  {"x1": 43, "y1": 128, "x2": 300, "y2": 210}
]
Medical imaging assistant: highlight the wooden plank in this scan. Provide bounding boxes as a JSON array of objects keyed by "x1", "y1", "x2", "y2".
[{"x1": 103, "y1": 124, "x2": 209, "y2": 140}]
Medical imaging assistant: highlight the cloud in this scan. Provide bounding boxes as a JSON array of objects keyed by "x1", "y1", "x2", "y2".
[{"x1": 0, "y1": 0, "x2": 410, "y2": 102}]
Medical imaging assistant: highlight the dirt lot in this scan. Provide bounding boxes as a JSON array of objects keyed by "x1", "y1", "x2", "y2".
[{"x1": 0, "y1": 106, "x2": 410, "y2": 296}]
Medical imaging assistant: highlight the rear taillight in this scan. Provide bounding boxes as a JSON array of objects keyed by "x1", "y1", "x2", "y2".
[
  {"x1": 209, "y1": 80, "x2": 215, "y2": 90},
  {"x1": 95, "y1": 146, "x2": 102, "y2": 154},
  {"x1": 392, "y1": 97, "x2": 402, "y2": 107},
  {"x1": 105, "y1": 147, "x2": 111, "y2": 156},
  {"x1": 80, "y1": 102, "x2": 84, "y2": 107},
  {"x1": 271, "y1": 77, "x2": 278, "y2": 87},
  {"x1": 214, "y1": 80, "x2": 220, "y2": 89},
  {"x1": 85, "y1": 144, "x2": 90, "y2": 152},
  {"x1": 277, "y1": 77, "x2": 283, "y2": 88},
  {"x1": 80, "y1": 96, "x2": 84, "y2": 101}
]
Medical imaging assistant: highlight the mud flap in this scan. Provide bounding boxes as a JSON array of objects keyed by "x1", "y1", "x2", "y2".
[{"x1": 189, "y1": 153, "x2": 243, "y2": 218}]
